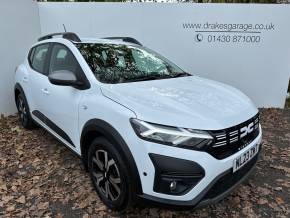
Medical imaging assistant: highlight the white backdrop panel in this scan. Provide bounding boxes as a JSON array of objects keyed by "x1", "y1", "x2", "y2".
[
  {"x1": 0, "y1": 0, "x2": 40, "y2": 115},
  {"x1": 38, "y1": 3, "x2": 290, "y2": 108}
]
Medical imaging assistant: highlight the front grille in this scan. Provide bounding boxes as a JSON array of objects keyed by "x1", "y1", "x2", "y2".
[
  {"x1": 202, "y1": 152, "x2": 259, "y2": 201},
  {"x1": 206, "y1": 113, "x2": 260, "y2": 159}
]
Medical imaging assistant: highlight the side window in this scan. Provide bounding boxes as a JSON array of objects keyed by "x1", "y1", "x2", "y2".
[
  {"x1": 49, "y1": 44, "x2": 81, "y2": 78},
  {"x1": 31, "y1": 44, "x2": 49, "y2": 75},
  {"x1": 28, "y1": 48, "x2": 35, "y2": 66}
]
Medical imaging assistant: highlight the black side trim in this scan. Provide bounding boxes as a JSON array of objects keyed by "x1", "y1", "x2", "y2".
[
  {"x1": 81, "y1": 119, "x2": 143, "y2": 195},
  {"x1": 32, "y1": 110, "x2": 75, "y2": 147}
]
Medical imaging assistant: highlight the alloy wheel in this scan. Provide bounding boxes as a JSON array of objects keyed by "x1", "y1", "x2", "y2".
[
  {"x1": 17, "y1": 96, "x2": 27, "y2": 125},
  {"x1": 91, "y1": 149, "x2": 122, "y2": 201}
]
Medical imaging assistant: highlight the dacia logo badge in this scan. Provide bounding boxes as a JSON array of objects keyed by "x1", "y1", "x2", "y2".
[{"x1": 240, "y1": 122, "x2": 254, "y2": 138}]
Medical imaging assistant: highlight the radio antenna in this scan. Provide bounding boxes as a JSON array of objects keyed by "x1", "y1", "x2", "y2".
[{"x1": 63, "y1": 24, "x2": 67, "y2": 32}]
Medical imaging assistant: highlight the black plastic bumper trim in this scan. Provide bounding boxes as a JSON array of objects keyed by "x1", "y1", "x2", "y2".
[{"x1": 149, "y1": 153, "x2": 205, "y2": 196}]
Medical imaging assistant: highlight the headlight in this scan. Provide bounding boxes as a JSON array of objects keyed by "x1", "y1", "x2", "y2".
[{"x1": 130, "y1": 119, "x2": 213, "y2": 149}]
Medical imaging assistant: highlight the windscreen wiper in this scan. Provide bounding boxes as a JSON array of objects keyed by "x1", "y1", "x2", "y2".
[
  {"x1": 124, "y1": 75, "x2": 165, "y2": 82},
  {"x1": 121, "y1": 72, "x2": 190, "y2": 83},
  {"x1": 171, "y1": 72, "x2": 192, "y2": 78}
]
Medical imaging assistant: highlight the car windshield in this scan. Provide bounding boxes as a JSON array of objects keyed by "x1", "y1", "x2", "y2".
[{"x1": 75, "y1": 43, "x2": 191, "y2": 84}]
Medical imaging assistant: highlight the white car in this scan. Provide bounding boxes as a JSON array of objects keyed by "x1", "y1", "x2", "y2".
[{"x1": 14, "y1": 32, "x2": 262, "y2": 211}]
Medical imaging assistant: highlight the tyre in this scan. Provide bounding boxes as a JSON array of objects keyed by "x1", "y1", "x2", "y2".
[
  {"x1": 88, "y1": 137, "x2": 132, "y2": 211},
  {"x1": 16, "y1": 92, "x2": 35, "y2": 129}
]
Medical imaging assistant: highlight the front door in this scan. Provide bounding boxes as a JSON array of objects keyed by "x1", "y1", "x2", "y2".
[{"x1": 39, "y1": 43, "x2": 87, "y2": 152}]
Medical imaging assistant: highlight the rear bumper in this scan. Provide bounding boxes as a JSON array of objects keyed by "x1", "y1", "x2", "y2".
[{"x1": 137, "y1": 146, "x2": 260, "y2": 209}]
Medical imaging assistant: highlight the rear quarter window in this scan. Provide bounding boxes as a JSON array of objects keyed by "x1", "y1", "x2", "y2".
[
  {"x1": 30, "y1": 44, "x2": 49, "y2": 75},
  {"x1": 28, "y1": 48, "x2": 35, "y2": 65}
]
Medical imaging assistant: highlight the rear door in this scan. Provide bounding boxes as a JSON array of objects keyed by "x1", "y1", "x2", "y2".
[{"x1": 27, "y1": 43, "x2": 51, "y2": 117}]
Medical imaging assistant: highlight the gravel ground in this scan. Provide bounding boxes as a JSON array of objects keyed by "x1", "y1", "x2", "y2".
[{"x1": 0, "y1": 109, "x2": 289, "y2": 218}]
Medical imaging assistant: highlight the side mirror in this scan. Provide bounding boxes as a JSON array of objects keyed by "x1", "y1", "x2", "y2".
[{"x1": 48, "y1": 70, "x2": 84, "y2": 88}]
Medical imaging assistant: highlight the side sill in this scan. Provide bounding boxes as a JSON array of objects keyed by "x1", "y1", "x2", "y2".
[{"x1": 31, "y1": 112, "x2": 81, "y2": 158}]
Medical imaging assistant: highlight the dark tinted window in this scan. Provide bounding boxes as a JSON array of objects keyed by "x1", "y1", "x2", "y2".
[
  {"x1": 28, "y1": 48, "x2": 35, "y2": 65},
  {"x1": 49, "y1": 44, "x2": 81, "y2": 77},
  {"x1": 31, "y1": 44, "x2": 49, "y2": 74}
]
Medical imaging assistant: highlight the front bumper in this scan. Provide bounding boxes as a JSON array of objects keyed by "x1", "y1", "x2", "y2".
[
  {"x1": 138, "y1": 146, "x2": 260, "y2": 208},
  {"x1": 132, "y1": 126, "x2": 262, "y2": 208}
]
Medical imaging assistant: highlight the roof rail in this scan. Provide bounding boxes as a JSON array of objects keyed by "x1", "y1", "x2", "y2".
[
  {"x1": 38, "y1": 32, "x2": 81, "y2": 42},
  {"x1": 102, "y1": 37, "x2": 142, "y2": 46}
]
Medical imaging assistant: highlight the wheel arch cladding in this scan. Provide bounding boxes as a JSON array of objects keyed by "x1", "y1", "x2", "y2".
[
  {"x1": 80, "y1": 119, "x2": 143, "y2": 195},
  {"x1": 14, "y1": 83, "x2": 24, "y2": 103}
]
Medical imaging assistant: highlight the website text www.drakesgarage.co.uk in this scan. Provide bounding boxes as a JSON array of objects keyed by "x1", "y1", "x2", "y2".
[
  {"x1": 182, "y1": 22, "x2": 275, "y2": 32},
  {"x1": 183, "y1": 22, "x2": 275, "y2": 44}
]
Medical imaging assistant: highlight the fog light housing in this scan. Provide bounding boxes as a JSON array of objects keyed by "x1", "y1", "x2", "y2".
[{"x1": 149, "y1": 153, "x2": 205, "y2": 195}]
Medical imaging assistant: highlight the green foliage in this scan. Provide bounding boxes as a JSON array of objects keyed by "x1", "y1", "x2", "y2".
[
  {"x1": 286, "y1": 97, "x2": 290, "y2": 108},
  {"x1": 37, "y1": 0, "x2": 280, "y2": 3},
  {"x1": 210, "y1": 0, "x2": 277, "y2": 3},
  {"x1": 37, "y1": 0, "x2": 119, "y2": 1}
]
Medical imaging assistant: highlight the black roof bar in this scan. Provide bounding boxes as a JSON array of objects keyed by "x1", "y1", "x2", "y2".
[
  {"x1": 38, "y1": 32, "x2": 81, "y2": 42},
  {"x1": 102, "y1": 37, "x2": 142, "y2": 46}
]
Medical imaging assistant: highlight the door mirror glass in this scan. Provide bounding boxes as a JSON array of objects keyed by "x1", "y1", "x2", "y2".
[{"x1": 48, "y1": 70, "x2": 83, "y2": 87}]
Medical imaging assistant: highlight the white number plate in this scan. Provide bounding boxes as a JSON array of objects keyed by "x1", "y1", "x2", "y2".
[{"x1": 233, "y1": 143, "x2": 259, "y2": 172}]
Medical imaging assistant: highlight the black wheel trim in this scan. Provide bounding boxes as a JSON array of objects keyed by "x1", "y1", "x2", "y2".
[
  {"x1": 17, "y1": 96, "x2": 28, "y2": 125},
  {"x1": 91, "y1": 149, "x2": 122, "y2": 201}
]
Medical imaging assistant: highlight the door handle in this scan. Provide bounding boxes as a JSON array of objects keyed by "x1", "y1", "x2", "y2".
[
  {"x1": 22, "y1": 77, "x2": 28, "y2": 83},
  {"x1": 41, "y1": 88, "x2": 50, "y2": 95}
]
